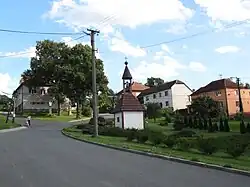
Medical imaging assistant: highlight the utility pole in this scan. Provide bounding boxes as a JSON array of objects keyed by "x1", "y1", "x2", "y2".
[
  {"x1": 87, "y1": 29, "x2": 100, "y2": 137},
  {"x1": 236, "y1": 77, "x2": 244, "y2": 113}
]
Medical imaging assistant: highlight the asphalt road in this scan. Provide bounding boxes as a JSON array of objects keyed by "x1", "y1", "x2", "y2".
[{"x1": 0, "y1": 119, "x2": 249, "y2": 187}]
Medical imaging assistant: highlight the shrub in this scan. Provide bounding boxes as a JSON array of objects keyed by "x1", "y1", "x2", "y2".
[
  {"x1": 247, "y1": 122, "x2": 250, "y2": 133},
  {"x1": 219, "y1": 117, "x2": 224, "y2": 132},
  {"x1": 198, "y1": 117, "x2": 203, "y2": 130},
  {"x1": 208, "y1": 118, "x2": 213, "y2": 132},
  {"x1": 184, "y1": 116, "x2": 188, "y2": 127},
  {"x1": 173, "y1": 130, "x2": 196, "y2": 138},
  {"x1": 234, "y1": 112, "x2": 243, "y2": 121},
  {"x1": 100, "y1": 127, "x2": 128, "y2": 137},
  {"x1": 176, "y1": 138, "x2": 192, "y2": 151},
  {"x1": 149, "y1": 131, "x2": 164, "y2": 146},
  {"x1": 173, "y1": 113, "x2": 185, "y2": 131},
  {"x1": 197, "y1": 137, "x2": 218, "y2": 155},
  {"x1": 240, "y1": 120, "x2": 246, "y2": 134},
  {"x1": 226, "y1": 141, "x2": 248, "y2": 158},
  {"x1": 81, "y1": 106, "x2": 92, "y2": 117},
  {"x1": 213, "y1": 122, "x2": 218, "y2": 132},
  {"x1": 163, "y1": 136, "x2": 177, "y2": 148},
  {"x1": 193, "y1": 116, "x2": 198, "y2": 129},
  {"x1": 188, "y1": 116, "x2": 193, "y2": 128},
  {"x1": 203, "y1": 118, "x2": 208, "y2": 130},
  {"x1": 89, "y1": 116, "x2": 107, "y2": 126},
  {"x1": 159, "y1": 122, "x2": 168, "y2": 126},
  {"x1": 126, "y1": 128, "x2": 138, "y2": 141},
  {"x1": 224, "y1": 118, "x2": 230, "y2": 132},
  {"x1": 136, "y1": 130, "x2": 148, "y2": 143}
]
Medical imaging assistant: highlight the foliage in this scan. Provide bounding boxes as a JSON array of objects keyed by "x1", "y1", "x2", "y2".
[
  {"x1": 81, "y1": 106, "x2": 92, "y2": 117},
  {"x1": 193, "y1": 116, "x2": 198, "y2": 129},
  {"x1": 136, "y1": 130, "x2": 149, "y2": 144},
  {"x1": 213, "y1": 122, "x2": 218, "y2": 132},
  {"x1": 203, "y1": 118, "x2": 208, "y2": 130},
  {"x1": 184, "y1": 116, "x2": 188, "y2": 127},
  {"x1": 161, "y1": 108, "x2": 173, "y2": 123},
  {"x1": 224, "y1": 118, "x2": 230, "y2": 132},
  {"x1": 247, "y1": 122, "x2": 250, "y2": 133},
  {"x1": 189, "y1": 96, "x2": 221, "y2": 118},
  {"x1": 219, "y1": 117, "x2": 224, "y2": 132},
  {"x1": 240, "y1": 120, "x2": 246, "y2": 134},
  {"x1": 198, "y1": 117, "x2": 203, "y2": 130},
  {"x1": 145, "y1": 77, "x2": 164, "y2": 87},
  {"x1": 234, "y1": 112, "x2": 243, "y2": 121},
  {"x1": 173, "y1": 130, "x2": 196, "y2": 138},
  {"x1": 89, "y1": 116, "x2": 108, "y2": 126},
  {"x1": 188, "y1": 116, "x2": 193, "y2": 128},
  {"x1": 148, "y1": 131, "x2": 164, "y2": 145},
  {"x1": 197, "y1": 137, "x2": 218, "y2": 155},
  {"x1": 146, "y1": 103, "x2": 162, "y2": 122},
  {"x1": 126, "y1": 128, "x2": 138, "y2": 141},
  {"x1": 225, "y1": 136, "x2": 249, "y2": 158},
  {"x1": 0, "y1": 95, "x2": 12, "y2": 112},
  {"x1": 173, "y1": 112, "x2": 184, "y2": 131},
  {"x1": 163, "y1": 136, "x2": 177, "y2": 148},
  {"x1": 176, "y1": 138, "x2": 193, "y2": 151},
  {"x1": 208, "y1": 118, "x2": 213, "y2": 132}
]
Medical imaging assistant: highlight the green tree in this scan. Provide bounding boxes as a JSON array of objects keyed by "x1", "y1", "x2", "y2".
[
  {"x1": 240, "y1": 120, "x2": 246, "y2": 134},
  {"x1": 203, "y1": 118, "x2": 208, "y2": 130},
  {"x1": 145, "y1": 77, "x2": 164, "y2": 87},
  {"x1": 188, "y1": 116, "x2": 193, "y2": 128},
  {"x1": 224, "y1": 118, "x2": 230, "y2": 132},
  {"x1": 219, "y1": 117, "x2": 224, "y2": 132},
  {"x1": 198, "y1": 117, "x2": 203, "y2": 130},
  {"x1": 193, "y1": 116, "x2": 198, "y2": 129},
  {"x1": 190, "y1": 96, "x2": 221, "y2": 119},
  {"x1": 146, "y1": 103, "x2": 162, "y2": 122},
  {"x1": 208, "y1": 117, "x2": 213, "y2": 132}
]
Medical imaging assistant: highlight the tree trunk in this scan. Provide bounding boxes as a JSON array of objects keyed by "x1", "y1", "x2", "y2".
[{"x1": 76, "y1": 101, "x2": 80, "y2": 119}]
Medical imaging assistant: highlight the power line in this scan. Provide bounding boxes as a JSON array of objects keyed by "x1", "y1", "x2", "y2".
[
  {"x1": 141, "y1": 19, "x2": 250, "y2": 49},
  {"x1": 0, "y1": 28, "x2": 86, "y2": 35},
  {"x1": 0, "y1": 35, "x2": 86, "y2": 59}
]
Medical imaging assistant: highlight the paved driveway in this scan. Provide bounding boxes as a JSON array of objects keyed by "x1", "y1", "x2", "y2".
[{"x1": 0, "y1": 119, "x2": 249, "y2": 187}]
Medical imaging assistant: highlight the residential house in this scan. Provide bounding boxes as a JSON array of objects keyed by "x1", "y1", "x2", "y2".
[
  {"x1": 190, "y1": 78, "x2": 250, "y2": 116},
  {"x1": 138, "y1": 80, "x2": 193, "y2": 110},
  {"x1": 116, "y1": 81, "x2": 149, "y2": 98},
  {"x1": 12, "y1": 82, "x2": 69, "y2": 114}
]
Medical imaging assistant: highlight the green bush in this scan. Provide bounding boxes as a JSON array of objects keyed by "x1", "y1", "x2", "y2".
[
  {"x1": 149, "y1": 131, "x2": 164, "y2": 146},
  {"x1": 81, "y1": 106, "x2": 92, "y2": 117},
  {"x1": 208, "y1": 118, "x2": 213, "y2": 132},
  {"x1": 126, "y1": 128, "x2": 138, "y2": 141},
  {"x1": 163, "y1": 136, "x2": 177, "y2": 148},
  {"x1": 203, "y1": 118, "x2": 208, "y2": 130},
  {"x1": 219, "y1": 117, "x2": 224, "y2": 132},
  {"x1": 193, "y1": 116, "x2": 198, "y2": 129},
  {"x1": 136, "y1": 130, "x2": 148, "y2": 143},
  {"x1": 247, "y1": 122, "x2": 250, "y2": 133},
  {"x1": 184, "y1": 116, "x2": 188, "y2": 127},
  {"x1": 173, "y1": 130, "x2": 196, "y2": 138},
  {"x1": 173, "y1": 113, "x2": 184, "y2": 131},
  {"x1": 89, "y1": 116, "x2": 107, "y2": 126},
  {"x1": 240, "y1": 120, "x2": 246, "y2": 134},
  {"x1": 188, "y1": 116, "x2": 193, "y2": 128},
  {"x1": 197, "y1": 137, "x2": 218, "y2": 155},
  {"x1": 226, "y1": 139, "x2": 248, "y2": 158},
  {"x1": 176, "y1": 138, "x2": 193, "y2": 151},
  {"x1": 224, "y1": 118, "x2": 230, "y2": 132},
  {"x1": 213, "y1": 122, "x2": 218, "y2": 132},
  {"x1": 198, "y1": 117, "x2": 203, "y2": 130},
  {"x1": 159, "y1": 122, "x2": 168, "y2": 126}
]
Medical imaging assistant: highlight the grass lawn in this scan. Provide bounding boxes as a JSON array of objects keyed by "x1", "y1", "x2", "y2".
[
  {"x1": 147, "y1": 118, "x2": 242, "y2": 138},
  {"x1": 62, "y1": 126, "x2": 250, "y2": 172},
  {"x1": 0, "y1": 115, "x2": 21, "y2": 130},
  {"x1": 33, "y1": 114, "x2": 90, "y2": 122}
]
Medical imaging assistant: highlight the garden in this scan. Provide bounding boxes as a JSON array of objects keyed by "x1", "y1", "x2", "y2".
[{"x1": 63, "y1": 97, "x2": 250, "y2": 172}]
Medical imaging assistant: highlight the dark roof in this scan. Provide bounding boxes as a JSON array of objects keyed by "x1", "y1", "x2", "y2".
[
  {"x1": 138, "y1": 80, "x2": 192, "y2": 97},
  {"x1": 122, "y1": 62, "x2": 132, "y2": 80},
  {"x1": 111, "y1": 91, "x2": 145, "y2": 113},
  {"x1": 191, "y1": 79, "x2": 240, "y2": 96}
]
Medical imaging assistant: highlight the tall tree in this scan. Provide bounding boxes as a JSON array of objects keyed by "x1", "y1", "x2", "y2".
[{"x1": 145, "y1": 77, "x2": 164, "y2": 87}]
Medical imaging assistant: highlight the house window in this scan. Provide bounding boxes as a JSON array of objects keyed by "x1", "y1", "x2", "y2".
[
  {"x1": 165, "y1": 91, "x2": 168, "y2": 96},
  {"x1": 215, "y1": 91, "x2": 221, "y2": 96},
  {"x1": 146, "y1": 96, "x2": 149, "y2": 101},
  {"x1": 116, "y1": 117, "x2": 120, "y2": 123},
  {"x1": 153, "y1": 94, "x2": 156, "y2": 99},
  {"x1": 30, "y1": 88, "x2": 36, "y2": 94},
  {"x1": 235, "y1": 90, "x2": 239, "y2": 95},
  {"x1": 159, "y1": 93, "x2": 162, "y2": 97},
  {"x1": 165, "y1": 101, "x2": 169, "y2": 106},
  {"x1": 236, "y1": 101, "x2": 240, "y2": 107},
  {"x1": 160, "y1": 103, "x2": 163, "y2": 108},
  {"x1": 188, "y1": 96, "x2": 191, "y2": 102},
  {"x1": 40, "y1": 89, "x2": 46, "y2": 95}
]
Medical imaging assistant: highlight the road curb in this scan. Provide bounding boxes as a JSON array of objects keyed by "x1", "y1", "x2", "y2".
[
  {"x1": 62, "y1": 130, "x2": 250, "y2": 177},
  {"x1": 68, "y1": 118, "x2": 91, "y2": 123},
  {"x1": 0, "y1": 126, "x2": 27, "y2": 133}
]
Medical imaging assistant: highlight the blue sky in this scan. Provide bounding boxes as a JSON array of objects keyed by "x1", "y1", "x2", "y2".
[{"x1": 1, "y1": 0, "x2": 250, "y2": 95}]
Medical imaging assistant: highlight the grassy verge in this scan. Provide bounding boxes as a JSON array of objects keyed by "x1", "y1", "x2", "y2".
[
  {"x1": 62, "y1": 126, "x2": 250, "y2": 172},
  {"x1": 33, "y1": 115, "x2": 90, "y2": 122},
  {"x1": 0, "y1": 115, "x2": 21, "y2": 130}
]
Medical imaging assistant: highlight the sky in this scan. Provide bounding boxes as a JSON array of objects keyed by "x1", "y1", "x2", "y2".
[{"x1": 1, "y1": 0, "x2": 250, "y2": 95}]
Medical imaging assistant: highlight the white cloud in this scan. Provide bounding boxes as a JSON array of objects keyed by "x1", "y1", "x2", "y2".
[
  {"x1": 0, "y1": 47, "x2": 35, "y2": 59},
  {"x1": 108, "y1": 32, "x2": 146, "y2": 57},
  {"x1": 0, "y1": 73, "x2": 20, "y2": 94},
  {"x1": 215, "y1": 45, "x2": 241, "y2": 54},
  {"x1": 195, "y1": 0, "x2": 250, "y2": 22},
  {"x1": 45, "y1": 0, "x2": 194, "y2": 31},
  {"x1": 165, "y1": 22, "x2": 187, "y2": 34},
  {"x1": 188, "y1": 62, "x2": 206, "y2": 72}
]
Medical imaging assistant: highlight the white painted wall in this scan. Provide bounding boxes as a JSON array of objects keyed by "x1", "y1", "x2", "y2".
[
  {"x1": 114, "y1": 112, "x2": 122, "y2": 128},
  {"x1": 124, "y1": 111, "x2": 144, "y2": 129},
  {"x1": 143, "y1": 89, "x2": 173, "y2": 108},
  {"x1": 14, "y1": 85, "x2": 58, "y2": 111},
  {"x1": 142, "y1": 83, "x2": 192, "y2": 110},
  {"x1": 171, "y1": 84, "x2": 192, "y2": 110}
]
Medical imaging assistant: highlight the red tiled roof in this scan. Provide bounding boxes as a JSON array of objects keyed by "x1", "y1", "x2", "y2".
[
  {"x1": 191, "y1": 79, "x2": 241, "y2": 96},
  {"x1": 116, "y1": 82, "x2": 149, "y2": 95},
  {"x1": 111, "y1": 91, "x2": 145, "y2": 113}
]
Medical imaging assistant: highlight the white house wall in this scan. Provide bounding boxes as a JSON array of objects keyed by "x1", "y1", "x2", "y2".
[
  {"x1": 143, "y1": 89, "x2": 173, "y2": 108},
  {"x1": 171, "y1": 84, "x2": 192, "y2": 110},
  {"x1": 114, "y1": 112, "x2": 122, "y2": 128},
  {"x1": 124, "y1": 111, "x2": 144, "y2": 129}
]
